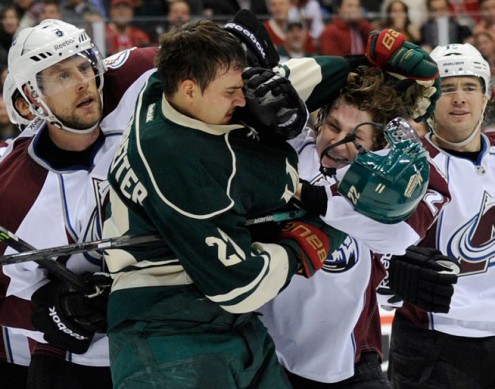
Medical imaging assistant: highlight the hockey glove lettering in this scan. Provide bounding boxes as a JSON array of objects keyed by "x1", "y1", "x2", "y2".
[
  {"x1": 376, "y1": 253, "x2": 405, "y2": 308},
  {"x1": 366, "y1": 29, "x2": 439, "y2": 81},
  {"x1": 224, "y1": 9, "x2": 280, "y2": 68},
  {"x1": 237, "y1": 67, "x2": 309, "y2": 141},
  {"x1": 32, "y1": 272, "x2": 111, "y2": 354},
  {"x1": 388, "y1": 246, "x2": 460, "y2": 313},
  {"x1": 366, "y1": 29, "x2": 440, "y2": 122},
  {"x1": 278, "y1": 218, "x2": 346, "y2": 278}
]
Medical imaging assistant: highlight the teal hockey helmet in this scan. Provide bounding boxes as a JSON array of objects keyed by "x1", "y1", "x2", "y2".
[{"x1": 337, "y1": 117, "x2": 429, "y2": 224}]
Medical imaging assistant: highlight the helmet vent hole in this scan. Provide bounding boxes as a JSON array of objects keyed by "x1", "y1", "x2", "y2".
[{"x1": 30, "y1": 52, "x2": 53, "y2": 62}]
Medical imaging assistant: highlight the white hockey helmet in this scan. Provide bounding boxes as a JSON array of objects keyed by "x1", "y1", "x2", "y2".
[
  {"x1": 8, "y1": 19, "x2": 106, "y2": 134},
  {"x1": 2, "y1": 72, "x2": 32, "y2": 129},
  {"x1": 430, "y1": 43, "x2": 491, "y2": 98}
]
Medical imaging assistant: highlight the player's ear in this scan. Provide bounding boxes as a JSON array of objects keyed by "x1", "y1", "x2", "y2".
[
  {"x1": 314, "y1": 106, "x2": 328, "y2": 135},
  {"x1": 179, "y1": 79, "x2": 197, "y2": 100},
  {"x1": 23, "y1": 85, "x2": 40, "y2": 107}
]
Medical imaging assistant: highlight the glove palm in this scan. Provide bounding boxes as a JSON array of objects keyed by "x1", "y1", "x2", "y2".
[{"x1": 236, "y1": 67, "x2": 308, "y2": 142}]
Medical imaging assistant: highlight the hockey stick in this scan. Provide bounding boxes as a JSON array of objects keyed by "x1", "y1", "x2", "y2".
[
  {"x1": 0, "y1": 227, "x2": 89, "y2": 292},
  {"x1": 245, "y1": 208, "x2": 306, "y2": 226},
  {"x1": 0, "y1": 207, "x2": 307, "y2": 268},
  {"x1": 0, "y1": 228, "x2": 161, "y2": 267}
]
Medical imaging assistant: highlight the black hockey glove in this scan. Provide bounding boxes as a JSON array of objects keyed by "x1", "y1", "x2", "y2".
[
  {"x1": 224, "y1": 9, "x2": 280, "y2": 68},
  {"x1": 236, "y1": 67, "x2": 309, "y2": 142},
  {"x1": 388, "y1": 246, "x2": 460, "y2": 313},
  {"x1": 299, "y1": 180, "x2": 328, "y2": 216},
  {"x1": 31, "y1": 272, "x2": 111, "y2": 354}
]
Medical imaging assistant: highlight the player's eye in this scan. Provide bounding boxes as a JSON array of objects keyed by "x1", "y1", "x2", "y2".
[
  {"x1": 324, "y1": 122, "x2": 339, "y2": 133},
  {"x1": 79, "y1": 62, "x2": 93, "y2": 75},
  {"x1": 441, "y1": 85, "x2": 456, "y2": 93},
  {"x1": 56, "y1": 72, "x2": 70, "y2": 82}
]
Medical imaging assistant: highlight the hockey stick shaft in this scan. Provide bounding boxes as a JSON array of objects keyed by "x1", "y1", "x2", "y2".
[
  {"x1": 0, "y1": 230, "x2": 161, "y2": 267},
  {"x1": 244, "y1": 208, "x2": 307, "y2": 226},
  {"x1": 0, "y1": 207, "x2": 307, "y2": 267},
  {"x1": 0, "y1": 227, "x2": 88, "y2": 292}
]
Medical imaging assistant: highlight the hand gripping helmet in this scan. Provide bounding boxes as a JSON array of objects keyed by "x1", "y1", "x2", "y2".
[
  {"x1": 8, "y1": 19, "x2": 106, "y2": 134},
  {"x1": 2, "y1": 72, "x2": 31, "y2": 129},
  {"x1": 337, "y1": 117, "x2": 429, "y2": 224},
  {"x1": 430, "y1": 43, "x2": 491, "y2": 98}
]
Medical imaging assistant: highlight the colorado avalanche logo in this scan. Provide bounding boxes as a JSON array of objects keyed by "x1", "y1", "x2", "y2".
[
  {"x1": 447, "y1": 191, "x2": 495, "y2": 275},
  {"x1": 322, "y1": 235, "x2": 359, "y2": 273},
  {"x1": 104, "y1": 48, "x2": 132, "y2": 69}
]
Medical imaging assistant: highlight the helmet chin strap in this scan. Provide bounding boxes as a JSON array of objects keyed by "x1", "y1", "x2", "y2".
[
  {"x1": 36, "y1": 90, "x2": 103, "y2": 135},
  {"x1": 319, "y1": 133, "x2": 356, "y2": 178},
  {"x1": 318, "y1": 121, "x2": 383, "y2": 178},
  {"x1": 50, "y1": 117, "x2": 99, "y2": 134},
  {"x1": 431, "y1": 98, "x2": 487, "y2": 148}
]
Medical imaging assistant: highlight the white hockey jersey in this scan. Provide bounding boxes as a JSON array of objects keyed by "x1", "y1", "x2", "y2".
[
  {"x1": 0, "y1": 47, "x2": 158, "y2": 366},
  {"x1": 399, "y1": 132, "x2": 495, "y2": 337},
  {"x1": 258, "y1": 128, "x2": 450, "y2": 383}
]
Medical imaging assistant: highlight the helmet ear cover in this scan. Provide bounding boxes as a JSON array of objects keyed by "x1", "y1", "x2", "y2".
[
  {"x1": 337, "y1": 117, "x2": 429, "y2": 224},
  {"x1": 2, "y1": 72, "x2": 31, "y2": 128}
]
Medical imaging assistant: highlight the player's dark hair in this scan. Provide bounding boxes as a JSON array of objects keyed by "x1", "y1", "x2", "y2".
[{"x1": 156, "y1": 19, "x2": 247, "y2": 96}]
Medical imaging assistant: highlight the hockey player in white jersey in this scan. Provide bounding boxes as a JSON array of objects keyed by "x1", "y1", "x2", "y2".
[
  {"x1": 0, "y1": 73, "x2": 37, "y2": 389},
  {"x1": 0, "y1": 19, "x2": 158, "y2": 388},
  {"x1": 388, "y1": 43, "x2": 495, "y2": 389},
  {"x1": 258, "y1": 46, "x2": 459, "y2": 387}
]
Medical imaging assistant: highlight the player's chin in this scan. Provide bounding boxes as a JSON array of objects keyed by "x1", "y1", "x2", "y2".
[
  {"x1": 83, "y1": 115, "x2": 101, "y2": 129},
  {"x1": 321, "y1": 156, "x2": 340, "y2": 170},
  {"x1": 221, "y1": 114, "x2": 233, "y2": 125},
  {"x1": 69, "y1": 116, "x2": 100, "y2": 131}
]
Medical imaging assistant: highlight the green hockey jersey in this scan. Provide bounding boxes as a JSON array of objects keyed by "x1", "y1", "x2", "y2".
[{"x1": 104, "y1": 56, "x2": 350, "y2": 328}]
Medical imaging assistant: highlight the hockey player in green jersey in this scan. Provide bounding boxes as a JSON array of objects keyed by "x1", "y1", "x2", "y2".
[
  {"x1": 102, "y1": 19, "x2": 440, "y2": 388},
  {"x1": 103, "y1": 19, "x2": 344, "y2": 388}
]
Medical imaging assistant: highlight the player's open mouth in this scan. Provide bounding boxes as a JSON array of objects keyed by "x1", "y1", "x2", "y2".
[
  {"x1": 77, "y1": 97, "x2": 95, "y2": 108},
  {"x1": 450, "y1": 110, "x2": 468, "y2": 117}
]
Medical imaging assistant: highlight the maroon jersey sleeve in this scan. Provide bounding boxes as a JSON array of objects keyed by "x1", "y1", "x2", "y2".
[
  {"x1": 353, "y1": 256, "x2": 387, "y2": 362},
  {"x1": 102, "y1": 46, "x2": 158, "y2": 117},
  {"x1": 404, "y1": 158, "x2": 451, "y2": 240},
  {"x1": 0, "y1": 138, "x2": 47, "y2": 330}
]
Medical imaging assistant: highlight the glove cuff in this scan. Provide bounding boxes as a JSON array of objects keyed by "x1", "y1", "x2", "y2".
[
  {"x1": 279, "y1": 221, "x2": 330, "y2": 277},
  {"x1": 300, "y1": 182, "x2": 328, "y2": 216}
]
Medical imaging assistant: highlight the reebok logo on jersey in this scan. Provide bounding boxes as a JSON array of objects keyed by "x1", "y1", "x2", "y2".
[{"x1": 48, "y1": 306, "x2": 88, "y2": 340}]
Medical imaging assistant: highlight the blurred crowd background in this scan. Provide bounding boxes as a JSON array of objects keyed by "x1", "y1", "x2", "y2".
[{"x1": 0, "y1": 0, "x2": 493, "y2": 140}]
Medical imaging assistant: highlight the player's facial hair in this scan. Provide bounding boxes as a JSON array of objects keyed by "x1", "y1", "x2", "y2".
[{"x1": 53, "y1": 97, "x2": 102, "y2": 131}]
